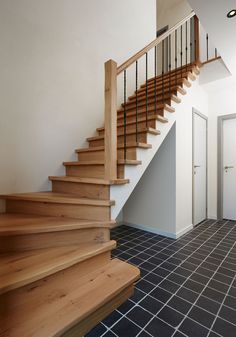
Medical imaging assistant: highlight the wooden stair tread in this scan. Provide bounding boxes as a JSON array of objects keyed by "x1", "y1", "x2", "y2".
[
  {"x1": 87, "y1": 127, "x2": 160, "y2": 142},
  {"x1": 96, "y1": 116, "x2": 168, "y2": 133},
  {"x1": 1, "y1": 259, "x2": 140, "y2": 337},
  {"x1": 117, "y1": 105, "x2": 174, "y2": 118},
  {"x1": 63, "y1": 160, "x2": 142, "y2": 166},
  {"x1": 1, "y1": 192, "x2": 115, "y2": 206},
  {"x1": 49, "y1": 176, "x2": 129, "y2": 185},
  {"x1": 0, "y1": 240, "x2": 116, "y2": 294},
  {"x1": 0, "y1": 213, "x2": 116, "y2": 235},
  {"x1": 76, "y1": 142, "x2": 152, "y2": 153}
]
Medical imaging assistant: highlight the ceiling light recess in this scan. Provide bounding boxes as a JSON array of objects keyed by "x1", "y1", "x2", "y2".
[{"x1": 227, "y1": 9, "x2": 236, "y2": 18}]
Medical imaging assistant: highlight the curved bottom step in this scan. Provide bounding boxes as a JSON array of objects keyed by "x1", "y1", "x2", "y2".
[{"x1": 1, "y1": 259, "x2": 140, "y2": 337}]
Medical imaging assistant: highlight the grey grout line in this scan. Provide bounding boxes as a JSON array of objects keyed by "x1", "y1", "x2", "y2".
[
  {"x1": 101, "y1": 220, "x2": 219, "y2": 336},
  {"x1": 92, "y1": 220, "x2": 236, "y2": 337},
  {"x1": 135, "y1": 221, "x2": 232, "y2": 337},
  {"x1": 206, "y1": 269, "x2": 236, "y2": 336},
  {"x1": 173, "y1": 221, "x2": 236, "y2": 337},
  {"x1": 132, "y1": 220, "x2": 229, "y2": 337}
]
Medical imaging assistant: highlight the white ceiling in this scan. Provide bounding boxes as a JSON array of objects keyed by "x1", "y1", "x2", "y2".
[{"x1": 187, "y1": 0, "x2": 236, "y2": 75}]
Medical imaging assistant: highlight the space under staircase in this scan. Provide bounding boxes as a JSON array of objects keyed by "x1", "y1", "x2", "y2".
[{"x1": 0, "y1": 11, "x2": 220, "y2": 337}]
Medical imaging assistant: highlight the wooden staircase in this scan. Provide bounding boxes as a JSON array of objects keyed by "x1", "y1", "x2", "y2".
[{"x1": 0, "y1": 11, "x2": 204, "y2": 337}]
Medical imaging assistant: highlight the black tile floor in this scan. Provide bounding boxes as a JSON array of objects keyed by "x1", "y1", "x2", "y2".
[{"x1": 85, "y1": 219, "x2": 236, "y2": 337}]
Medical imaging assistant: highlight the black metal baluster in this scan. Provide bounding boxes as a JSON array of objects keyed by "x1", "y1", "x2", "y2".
[
  {"x1": 190, "y1": 18, "x2": 193, "y2": 63},
  {"x1": 124, "y1": 70, "x2": 127, "y2": 160},
  {"x1": 215, "y1": 48, "x2": 218, "y2": 58},
  {"x1": 162, "y1": 40, "x2": 164, "y2": 103},
  {"x1": 154, "y1": 46, "x2": 157, "y2": 116},
  {"x1": 186, "y1": 21, "x2": 188, "y2": 72},
  {"x1": 206, "y1": 33, "x2": 209, "y2": 61},
  {"x1": 135, "y1": 61, "x2": 138, "y2": 143},
  {"x1": 175, "y1": 29, "x2": 177, "y2": 86},
  {"x1": 169, "y1": 35, "x2": 171, "y2": 98},
  {"x1": 145, "y1": 52, "x2": 148, "y2": 127},
  {"x1": 181, "y1": 25, "x2": 183, "y2": 79}
]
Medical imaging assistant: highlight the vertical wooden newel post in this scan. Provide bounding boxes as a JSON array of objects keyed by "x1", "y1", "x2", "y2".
[{"x1": 104, "y1": 59, "x2": 117, "y2": 180}]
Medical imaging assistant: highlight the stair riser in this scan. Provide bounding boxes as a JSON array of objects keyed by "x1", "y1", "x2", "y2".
[
  {"x1": 117, "y1": 107, "x2": 164, "y2": 120},
  {"x1": 88, "y1": 133, "x2": 148, "y2": 148},
  {"x1": 98, "y1": 120, "x2": 156, "y2": 137},
  {"x1": 66, "y1": 165, "x2": 124, "y2": 179},
  {"x1": 63, "y1": 285, "x2": 134, "y2": 337},
  {"x1": 129, "y1": 86, "x2": 178, "y2": 101},
  {"x1": 146, "y1": 69, "x2": 193, "y2": 86},
  {"x1": 1, "y1": 251, "x2": 111, "y2": 306},
  {"x1": 118, "y1": 102, "x2": 169, "y2": 115},
  {"x1": 6, "y1": 200, "x2": 111, "y2": 221},
  {"x1": 124, "y1": 95, "x2": 172, "y2": 109},
  {"x1": 0, "y1": 228, "x2": 110, "y2": 253},
  {"x1": 78, "y1": 147, "x2": 137, "y2": 161},
  {"x1": 139, "y1": 78, "x2": 184, "y2": 93},
  {"x1": 118, "y1": 111, "x2": 164, "y2": 124},
  {"x1": 52, "y1": 181, "x2": 110, "y2": 199}
]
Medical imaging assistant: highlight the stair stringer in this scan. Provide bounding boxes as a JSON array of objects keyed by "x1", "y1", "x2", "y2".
[{"x1": 111, "y1": 78, "x2": 199, "y2": 219}]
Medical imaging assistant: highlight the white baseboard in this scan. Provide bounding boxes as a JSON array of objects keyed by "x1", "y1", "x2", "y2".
[
  {"x1": 175, "y1": 224, "x2": 193, "y2": 239},
  {"x1": 122, "y1": 222, "x2": 193, "y2": 239},
  {"x1": 207, "y1": 215, "x2": 218, "y2": 220}
]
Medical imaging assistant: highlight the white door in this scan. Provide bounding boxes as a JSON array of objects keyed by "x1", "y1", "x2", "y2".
[
  {"x1": 223, "y1": 118, "x2": 236, "y2": 220},
  {"x1": 193, "y1": 112, "x2": 207, "y2": 226}
]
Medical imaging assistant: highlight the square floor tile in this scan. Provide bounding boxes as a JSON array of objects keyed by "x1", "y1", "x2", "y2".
[
  {"x1": 136, "y1": 279, "x2": 156, "y2": 293},
  {"x1": 212, "y1": 317, "x2": 236, "y2": 337},
  {"x1": 126, "y1": 306, "x2": 152, "y2": 328},
  {"x1": 150, "y1": 287, "x2": 172, "y2": 303},
  {"x1": 157, "y1": 306, "x2": 184, "y2": 327},
  {"x1": 111, "y1": 317, "x2": 141, "y2": 337},
  {"x1": 176, "y1": 287, "x2": 199, "y2": 303},
  {"x1": 168, "y1": 295, "x2": 192, "y2": 314},
  {"x1": 219, "y1": 305, "x2": 236, "y2": 325},
  {"x1": 224, "y1": 295, "x2": 236, "y2": 310},
  {"x1": 144, "y1": 272, "x2": 163, "y2": 285},
  {"x1": 102, "y1": 310, "x2": 122, "y2": 328},
  {"x1": 139, "y1": 295, "x2": 163, "y2": 314},
  {"x1": 196, "y1": 296, "x2": 221, "y2": 315},
  {"x1": 179, "y1": 317, "x2": 209, "y2": 337},
  {"x1": 145, "y1": 317, "x2": 175, "y2": 337},
  {"x1": 188, "y1": 305, "x2": 215, "y2": 328}
]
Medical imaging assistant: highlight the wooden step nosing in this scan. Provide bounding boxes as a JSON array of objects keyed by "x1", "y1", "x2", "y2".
[
  {"x1": 2, "y1": 193, "x2": 115, "y2": 207},
  {"x1": 0, "y1": 241, "x2": 117, "y2": 295},
  {"x1": 76, "y1": 143, "x2": 152, "y2": 153},
  {"x1": 63, "y1": 160, "x2": 142, "y2": 167},
  {"x1": 49, "y1": 176, "x2": 129, "y2": 185}
]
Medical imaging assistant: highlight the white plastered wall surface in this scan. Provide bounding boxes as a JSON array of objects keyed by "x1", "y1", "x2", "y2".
[
  {"x1": 122, "y1": 78, "x2": 209, "y2": 238},
  {"x1": 0, "y1": 0, "x2": 156, "y2": 212}
]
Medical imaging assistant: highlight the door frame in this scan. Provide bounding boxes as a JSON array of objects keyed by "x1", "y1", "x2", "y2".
[
  {"x1": 192, "y1": 108, "x2": 208, "y2": 226},
  {"x1": 217, "y1": 113, "x2": 236, "y2": 219}
]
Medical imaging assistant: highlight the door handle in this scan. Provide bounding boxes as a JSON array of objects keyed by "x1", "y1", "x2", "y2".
[
  {"x1": 194, "y1": 165, "x2": 201, "y2": 168},
  {"x1": 224, "y1": 166, "x2": 234, "y2": 170}
]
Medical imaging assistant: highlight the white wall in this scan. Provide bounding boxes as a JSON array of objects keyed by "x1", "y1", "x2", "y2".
[
  {"x1": 123, "y1": 125, "x2": 176, "y2": 237},
  {"x1": 123, "y1": 77, "x2": 208, "y2": 238},
  {"x1": 203, "y1": 76, "x2": 236, "y2": 218},
  {"x1": 175, "y1": 78, "x2": 208, "y2": 234},
  {"x1": 0, "y1": 0, "x2": 156, "y2": 210},
  {"x1": 156, "y1": 0, "x2": 192, "y2": 30}
]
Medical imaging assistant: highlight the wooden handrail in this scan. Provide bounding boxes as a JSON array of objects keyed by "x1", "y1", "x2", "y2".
[{"x1": 117, "y1": 11, "x2": 195, "y2": 75}]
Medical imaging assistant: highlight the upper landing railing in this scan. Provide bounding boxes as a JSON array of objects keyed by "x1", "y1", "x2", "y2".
[{"x1": 104, "y1": 12, "x2": 219, "y2": 180}]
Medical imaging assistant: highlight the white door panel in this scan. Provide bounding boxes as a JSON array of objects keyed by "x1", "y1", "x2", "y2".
[
  {"x1": 223, "y1": 118, "x2": 236, "y2": 220},
  {"x1": 193, "y1": 113, "x2": 207, "y2": 226}
]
